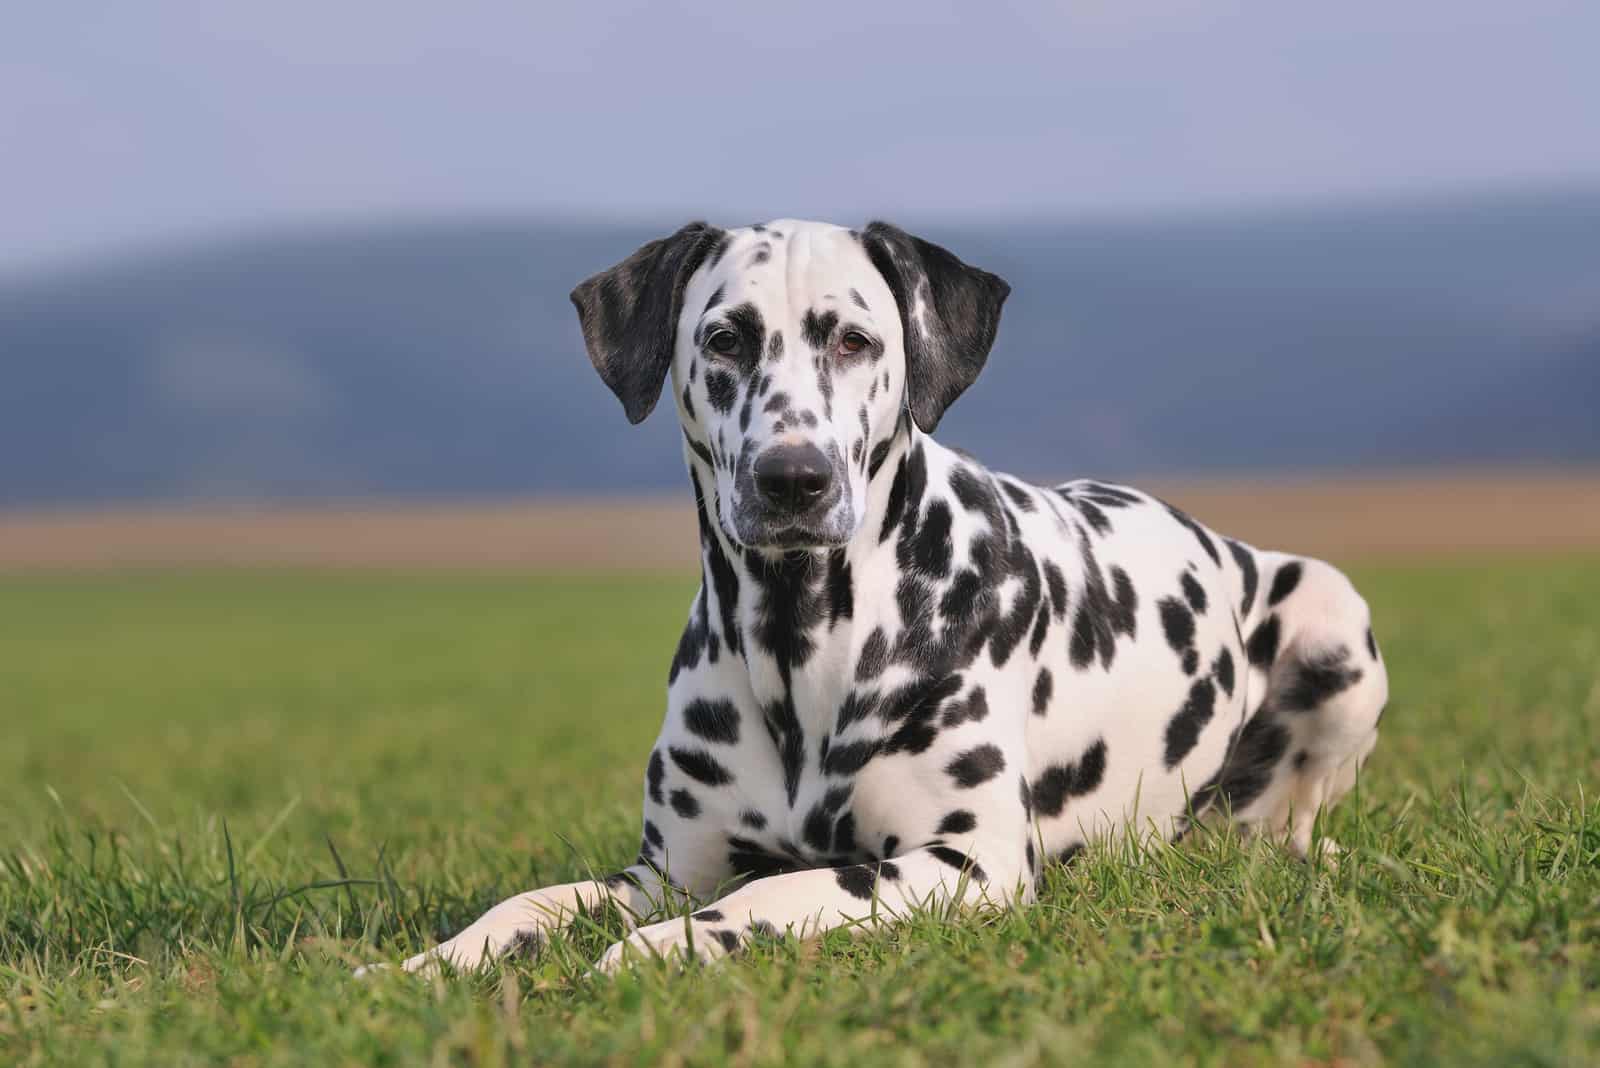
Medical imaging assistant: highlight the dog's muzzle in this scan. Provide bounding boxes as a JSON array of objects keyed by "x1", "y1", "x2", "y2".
[{"x1": 732, "y1": 442, "x2": 852, "y2": 549}]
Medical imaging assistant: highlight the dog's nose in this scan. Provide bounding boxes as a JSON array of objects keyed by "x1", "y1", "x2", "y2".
[{"x1": 754, "y1": 444, "x2": 833, "y2": 512}]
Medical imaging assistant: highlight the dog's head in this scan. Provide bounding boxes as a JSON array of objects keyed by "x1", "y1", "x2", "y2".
[{"x1": 572, "y1": 220, "x2": 1008, "y2": 552}]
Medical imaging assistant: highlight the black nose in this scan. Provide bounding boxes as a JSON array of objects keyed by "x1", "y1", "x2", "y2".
[{"x1": 754, "y1": 444, "x2": 833, "y2": 512}]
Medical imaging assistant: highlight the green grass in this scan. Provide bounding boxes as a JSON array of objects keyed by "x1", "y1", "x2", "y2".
[{"x1": 3, "y1": 559, "x2": 1598, "y2": 1066}]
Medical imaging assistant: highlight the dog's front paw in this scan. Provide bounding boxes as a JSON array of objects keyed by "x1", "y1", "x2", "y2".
[
  {"x1": 352, "y1": 940, "x2": 492, "y2": 979},
  {"x1": 593, "y1": 917, "x2": 739, "y2": 975},
  {"x1": 352, "y1": 950, "x2": 439, "y2": 979}
]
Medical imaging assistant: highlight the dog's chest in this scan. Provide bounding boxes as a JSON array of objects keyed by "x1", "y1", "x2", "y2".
[{"x1": 724, "y1": 597, "x2": 922, "y2": 867}]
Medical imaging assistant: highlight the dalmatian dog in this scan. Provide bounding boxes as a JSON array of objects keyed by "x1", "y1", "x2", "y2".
[{"x1": 372, "y1": 219, "x2": 1388, "y2": 976}]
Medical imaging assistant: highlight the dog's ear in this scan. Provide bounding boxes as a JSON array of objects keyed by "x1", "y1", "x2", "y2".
[
  {"x1": 861, "y1": 222, "x2": 1010, "y2": 433},
  {"x1": 571, "y1": 222, "x2": 726, "y2": 424}
]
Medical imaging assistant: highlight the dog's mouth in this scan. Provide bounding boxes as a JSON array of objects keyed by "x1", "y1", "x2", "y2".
[
  {"x1": 741, "y1": 525, "x2": 852, "y2": 552},
  {"x1": 725, "y1": 502, "x2": 856, "y2": 554}
]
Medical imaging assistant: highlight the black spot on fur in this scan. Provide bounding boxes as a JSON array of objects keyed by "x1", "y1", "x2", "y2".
[
  {"x1": 738, "y1": 381, "x2": 757, "y2": 432},
  {"x1": 937, "y1": 810, "x2": 977, "y2": 835},
  {"x1": 801, "y1": 308, "x2": 838, "y2": 350},
  {"x1": 940, "y1": 687, "x2": 989, "y2": 728},
  {"x1": 822, "y1": 739, "x2": 879, "y2": 777},
  {"x1": 849, "y1": 288, "x2": 870, "y2": 310},
  {"x1": 1213, "y1": 648, "x2": 1236, "y2": 697},
  {"x1": 835, "y1": 864, "x2": 878, "y2": 901},
  {"x1": 904, "y1": 499, "x2": 954, "y2": 578},
  {"x1": 740, "y1": 809, "x2": 767, "y2": 830},
  {"x1": 670, "y1": 746, "x2": 734, "y2": 786},
  {"x1": 1163, "y1": 676, "x2": 1218, "y2": 768},
  {"x1": 881, "y1": 673, "x2": 963, "y2": 757},
  {"x1": 764, "y1": 696, "x2": 807, "y2": 806},
  {"x1": 1043, "y1": 562, "x2": 1067, "y2": 619},
  {"x1": 1068, "y1": 538, "x2": 1139, "y2": 671},
  {"x1": 724, "y1": 301, "x2": 766, "y2": 359},
  {"x1": 646, "y1": 750, "x2": 666, "y2": 805},
  {"x1": 726, "y1": 837, "x2": 795, "y2": 881},
  {"x1": 1163, "y1": 502, "x2": 1222, "y2": 566},
  {"x1": 1180, "y1": 571, "x2": 1208, "y2": 615},
  {"x1": 1158, "y1": 597, "x2": 1197, "y2": 672},
  {"x1": 1032, "y1": 668, "x2": 1053, "y2": 716},
  {"x1": 856, "y1": 627, "x2": 889, "y2": 681},
  {"x1": 1028, "y1": 602, "x2": 1050, "y2": 657},
  {"x1": 682, "y1": 431, "x2": 714, "y2": 472},
  {"x1": 767, "y1": 330, "x2": 784, "y2": 362},
  {"x1": 1081, "y1": 482, "x2": 1143, "y2": 508},
  {"x1": 1053, "y1": 843, "x2": 1085, "y2": 867},
  {"x1": 1247, "y1": 616, "x2": 1282, "y2": 669},
  {"x1": 670, "y1": 788, "x2": 700, "y2": 819},
  {"x1": 1293, "y1": 749, "x2": 1310, "y2": 770},
  {"x1": 835, "y1": 690, "x2": 876, "y2": 733},
  {"x1": 927, "y1": 845, "x2": 988, "y2": 884},
  {"x1": 506, "y1": 929, "x2": 545, "y2": 958},
  {"x1": 826, "y1": 550, "x2": 854, "y2": 625},
  {"x1": 683, "y1": 698, "x2": 740, "y2": 745},
  {"x1": 1197, "y1": 715, "x2": 1290, "y2": 814},
  {"x1": 879, "y1": 456, "x2": 909, "y2": 543},
  {"x1": 704, "y1": 371, "x2": 738, "y2": 416},
  {"x1": 1268, "y1": 562, "x2": 1303, "y2": 606},
  {"x1": 802, "y1": 802, "x2": 834, "y2": 852},
  {"x1": 1226, "y1": 539, "x2": 1259, "y2": 616},
  {"x1": 833, "y1": 811, "x2": 857, "y2": 854},
  {"x1": 1366, "y1": 627, "x2": 1379, "y2": 660},
  {"x1": 1280, "y1": 647, "x2": 1364, "y2": 712},
  {"x1": 948, "y1": 466, "x2": 998, "y2": 523},
  {"x1": 644, "y1": 820, "x2": 664, "y2": 849},
  {"x1": 670, "y1": 591, "x2": 718, "y2": 684},
  {"x1": 1001, "y1": 480, "x2": 1036, "y2": 512},
  {"x1": 867, "y1": 439, "x2": 893, "y2": 481},
  {"x1": 946, "y1": 743, "x2": 1006, "y2": 788},
  {"x1": 690, "y1": 469, "x2": 743, "y2": 658},
  {"x1": 702, "y1": 285, "x2": 725, "y2": 314},
  {"x1": 1031, "y1": 739, "x2": 1107, "y2": 817},
  {"x1": 1075, "y1": 499, "x2": 1111, "y2": 535}
]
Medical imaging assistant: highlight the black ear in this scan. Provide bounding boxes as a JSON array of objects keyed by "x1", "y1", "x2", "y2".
[
  {"x1": 570, "y1": 222, "x2": 727, "y2": 424},
  {"x1": 861, "y1": 222, "x2": 1010, "y2": 433}
]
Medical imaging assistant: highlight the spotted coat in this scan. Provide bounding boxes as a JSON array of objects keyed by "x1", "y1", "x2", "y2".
[{"x1": 372, "y1": 219, "x2": 1388, "y2": 976}]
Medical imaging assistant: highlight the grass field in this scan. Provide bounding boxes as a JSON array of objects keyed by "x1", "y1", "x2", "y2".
[{"x1": 3, "y1": 559, "x2": 1598, "y2": 1065}]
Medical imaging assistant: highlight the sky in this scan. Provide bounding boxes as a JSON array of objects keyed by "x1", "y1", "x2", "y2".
[{"x1": 4, "y1": 0, "x2": 1599, "y2": 272}]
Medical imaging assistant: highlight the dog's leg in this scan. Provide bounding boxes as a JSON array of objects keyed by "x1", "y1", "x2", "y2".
[
  {"x1": 592, "y1": 841, "x2": 1029, "y2": 973},
  {"x1": 1208, "y1": 556, "x2": 1388, "y2": 858},
  {"x1": 360, "y1": 862, "x2": 681, "y2": 976}
]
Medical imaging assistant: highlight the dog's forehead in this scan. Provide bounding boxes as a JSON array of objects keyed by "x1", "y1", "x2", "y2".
[{"x1": 705, "y1": 220, "x2": 881, "y2": 303}]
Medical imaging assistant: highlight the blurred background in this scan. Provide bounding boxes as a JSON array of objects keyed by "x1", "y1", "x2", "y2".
[{"x1": 3, "y1": 0, "x2": 1598, "y2": 566}]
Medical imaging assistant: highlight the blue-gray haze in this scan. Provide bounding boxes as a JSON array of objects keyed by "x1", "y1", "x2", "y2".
[{"x1": 2, "y1": 189, "x2": 1596, "y2": 506}]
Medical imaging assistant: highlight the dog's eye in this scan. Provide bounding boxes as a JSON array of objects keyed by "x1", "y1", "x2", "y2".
[
  {"x1": 706, "y1": 329, "x2": 740, "y2": 356},
  {"x1": 839, "y1": 331, "x2": 870, "y2": 357}
]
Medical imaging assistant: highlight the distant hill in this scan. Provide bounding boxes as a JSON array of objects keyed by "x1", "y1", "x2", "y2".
[{"x1": 3, "y1": 188, "x2": 1598, "y2": 507}]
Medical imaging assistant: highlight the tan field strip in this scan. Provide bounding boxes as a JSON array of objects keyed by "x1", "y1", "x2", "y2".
[{"x1": 2, "y1": 470, "x2": 1597, "y2": 572}]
